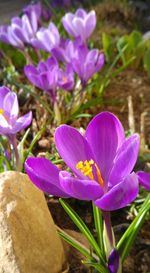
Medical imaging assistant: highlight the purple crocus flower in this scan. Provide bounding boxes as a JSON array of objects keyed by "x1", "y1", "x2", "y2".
[
  {"x1": 31, "y1": 22, "x2": 60, "y2": 52},
  {"x1": 0, "y1": 13, "x2": 38, "y2": 49},
  {"x1": 23, "y1": 1, "x2": 42, "y2": 23},
  {"x1": 25, "y1": 112, "x2": 142, "y2": 211},
  {"x1": 108, "y1": 249, "x2": 120, "y2": 273},
  {"x1": 58, "y1": 64, "x2": 74, "y2": 91},
  {"x1": 24, "y1": 56, "x2": 74, "y2": 99},
  {"x1": 62, "y1": 8, "x2": 96, "y2": 43},
  {"x1": 71, "y1": 44, "x2": 105, "y2": 86},
  {"x1": 24, "y1": 56, "x2": 59, "y2": 100},
  {"x1": 51, "y1": 37, "x2": 83, "y2": 63},
  {"x1": 0, "y1": 86, "x2": 32, "y2": 139}
]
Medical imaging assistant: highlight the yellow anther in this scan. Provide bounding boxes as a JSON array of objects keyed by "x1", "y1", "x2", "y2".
[
  {"x1": 76, "y1": 159, "x2": 104, "y2": 186},
  {"x1": 0, "y1": 109, "x2": 4, "y2": 115},
  {"x1": 76, "y1": 161, "x2": 84, "y2": 169}
]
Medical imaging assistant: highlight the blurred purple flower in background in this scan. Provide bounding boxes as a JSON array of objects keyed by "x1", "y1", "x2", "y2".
[
  {"x1": 23, "y1": 1, "x2": 42, "y2": 23},
  {"x1": 62, "y1": 8, "x2": 96, "y2": 43},
  {"x1": 52, "y1": 0, "x2": 71, "y2": 8},
  {"x1": 0, "y1": 13, "x2": 38, "y2": 49},
  {"x1": 71, "y1": 44, "x2": 105, "y2": 86},
  {"x1": 31, "y1": 22, "x2": 60, "y2": 52},
  {"x1": 0, "y1": 86, "x2": 32, "y2": 139},
  {"x1": 58, "y1": 64, "x2": 74, "y2": 91},
  {"x1": 25, "y1": 111, "x2": 144, "y2": 211},
  {"x1": 24, "y1": 56, "x2": 74, "y2": 100},
  {"x1": 24, "y1": 56, "x2": 59, "y2": 101},
  {"x1": 52, "y1": 37, "x2": 83, "y2": 63}
]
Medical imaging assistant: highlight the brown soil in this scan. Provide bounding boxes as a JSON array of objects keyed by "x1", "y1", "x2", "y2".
[{"x1": 90, "y1": 69, "x2": 150, "y2": 147}]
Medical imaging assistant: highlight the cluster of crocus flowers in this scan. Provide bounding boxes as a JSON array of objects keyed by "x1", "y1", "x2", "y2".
[
  {"x1": 24, "y1": 56, "x2": 74, "y2": 102},
  {"x1": 25, "y1": 111, "x2": 149, "y2": 211},
  {"x1": 0, "y1": 86, "x2": 32, "y2": 170},
  {"x1": 0, "y1": 6, "x2": 105, "y2": 93}
]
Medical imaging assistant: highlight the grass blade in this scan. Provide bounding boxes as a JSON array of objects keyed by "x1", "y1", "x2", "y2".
[
  {"x1": 92, "y1": 203, "x2": 105, "y2": 260},
  {"x1": 117, "y1": 194, "x2": 150, "y2": 261},
  {"x1": 59, "y1": 198, "x2": 105, "y2": 265}
]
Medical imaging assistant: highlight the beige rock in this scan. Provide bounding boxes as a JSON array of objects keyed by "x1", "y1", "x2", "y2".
[{"x1": 0, "y1": 171, "x2": 67, "y2": 273}]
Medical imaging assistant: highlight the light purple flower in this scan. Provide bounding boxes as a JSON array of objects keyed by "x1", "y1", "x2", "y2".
[
  {"x1": 0, "y1": 86, "x2": 32, "y2": 139},
  {"x1": 52, "y1": 37, "x2": 83, "y2": 63},
  {"x1": 71, "y1": 44, "x2": 105, "y2": 86},
  {"x1": 31, "y1": 22, "x2": 60, "y2": 52},
  {"x1": 24, "y1": 56, "x2": 74, "y2": 99},
  {"x1": 25, "y1": 112, "x2": 141, "y2": 211},
  {"x1": 62, "y1": 8, "x2": 96, "y2": 43},
  {"x1": 23, "y1": 1, "x2": 51, "y2": 22},
  {"x1": 23, "y1": 1, "x2": 42, "y2": 24},
  {"x1": 58, "y1": 64, "x2": 74, "y2": 91},
  {"x1": 24, "y1": 56, "x2": 59, "y2": 100},
  {"x1": 0, "y1": 13, "x2": 38, "y2": 49}
]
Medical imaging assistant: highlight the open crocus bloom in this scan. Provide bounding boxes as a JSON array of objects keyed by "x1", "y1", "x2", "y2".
[
  {"x1": 0, "y1": 86, "x2": 32, "y2": 139},
  {"x1": 24, "y1": 56, "x2": 59, "y2": 99},
  {"x1": 31, "y1": 22, "x2": 60, "y2": 52},
  {"x1": 62, "y1": 8, "x2": 96, "y2": 43},
  {"x1": 24, "y1": 56, "x2": 74, "y2": 99},
  {"x1": 25, "y1": 112, "x2": 143, "y2": 211}
]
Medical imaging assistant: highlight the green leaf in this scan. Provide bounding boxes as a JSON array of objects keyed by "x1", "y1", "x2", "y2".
[
  {"x1": 144, "y1": 48, "x2": 150, "y2": 76},
  {"x1": 59, "y1": 199, "x2": 105, "y2": 265},
  {"x1": 130, "y1": 31, "x2": 142, "y2": 48},
  {"x1": 57, "y1": 226, "x2": 98, "y2": 261},
  {"x1": 27, "y1": 125, "x2": 46, "y2": 154},
  {"x1": 92, "y1": 203, "x2": 105, "y2": 260},
  {"x1": 102, "y1": 33, "x2": 112, "y2": 62},
  {"x1": 0, "y1": 155, "x2": 12, "y2": 172},
  {"x1": 117, "y1": 194, "x2": 150, "y2": 261},
  {"x1": 83, "y1": 261, "x2": 109, "y2": 273}
]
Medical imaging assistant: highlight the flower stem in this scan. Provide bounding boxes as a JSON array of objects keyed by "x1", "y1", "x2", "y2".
[
  {"x1": 102, "y1": 211, "x2": 114, "y2": 249},
  {"x1": 9, "y1": 135, "x2": 21, "y2": 171}
]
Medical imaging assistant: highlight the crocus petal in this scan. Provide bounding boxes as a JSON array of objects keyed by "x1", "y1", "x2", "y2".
[
  {"x1": 85, "y1": 10, "x2": 96, "y2": 38},
  {"x1": 95, "y1": 53, "x2": 105, "y2": 72},
  {"x1": 72, "y1": 18, "x2": 85, "y2": 41},
  {"x1": 55, "y1": 125, "x2": 94, "y2": 179},
  {"x1": 0, "y1": 87, "x2": 10, "y2": 108},
  {"x1": 25, "y1": 157, "x2": 69, "y2": 197},
  {"x1": 12, "y1": 111, "x2": 32, "y2": 133},
  {"x1": 59, "y1": 171, "x2": 103, "y2": 200},
  {"x1": 3, "y1": 92, "x2": 19, "y2": 118},
  {"x1": 75, "y1": 9, "x2": 87, "y2": 18},
  {"x1": 137, "y1": 171, "x2": 150, "y2": 191},
  {"x1": 0, "y1": 114, "x2": 9, "y2": 129},
  {"x1": 94, "y1": 173, "x2": 139, "y2": 211},
  {"x1": 62, "y1": 13, "x2": 76, "y2": 37},
  {"x1": 109, "y1": 134, "x2": 140, "y2": 186},
  {"x1": 85, "y1": 112, "x2": 125, "y2": 182},
  {"x1": 24, "y1": 65, "x2": 42, "y2": 88},
  {"x1": 108, "y1": 249, "x2": 120, "y2": 273}
]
